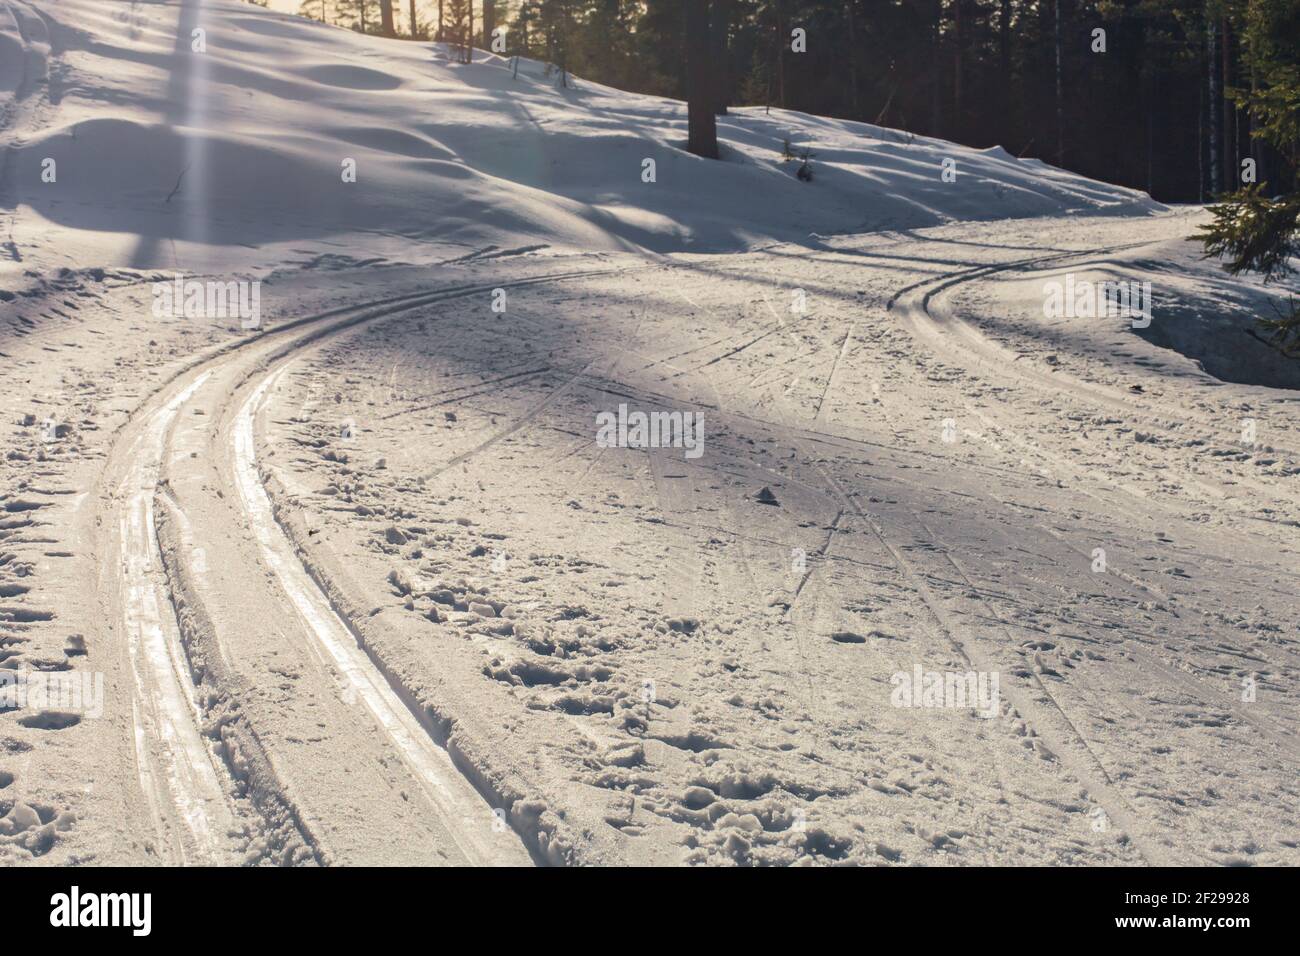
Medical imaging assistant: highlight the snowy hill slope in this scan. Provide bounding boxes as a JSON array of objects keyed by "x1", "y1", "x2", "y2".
[{"x1": 0, "y1": 0, "x2": 1162, "y2": 276}]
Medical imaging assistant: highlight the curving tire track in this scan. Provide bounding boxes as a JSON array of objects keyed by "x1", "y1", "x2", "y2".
[
  {"x1": 99, "y1": 266, "x2": 619, "y2": 865},
  {"x1": 889, "y1": 243, "x2": 1300, "y2": 495},
  {"x1": 116, "y1": 370, "x2": 237, "y2": 864},
  {"x1": 233, "y1": 368, "x2": 529, "y2": 865}
]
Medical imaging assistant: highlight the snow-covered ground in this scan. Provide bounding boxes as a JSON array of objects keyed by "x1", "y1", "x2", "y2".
[
  {"x1": 1, "y1": 0, "x2": 1297, "y2": 866},
  {"x1": 0, "y1": 0, "x2": 1161, "y2": 277}
]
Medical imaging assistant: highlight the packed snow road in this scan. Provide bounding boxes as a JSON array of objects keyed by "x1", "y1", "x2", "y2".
[{"x1": 2, "y1": 215, "x2": 1298, "y2": 865}]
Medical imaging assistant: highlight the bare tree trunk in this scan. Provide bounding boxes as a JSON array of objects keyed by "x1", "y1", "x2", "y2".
[
  {"x1": 775, "y1": 0, "x2": 786, "y2": 110},
  {"x1": 1207, "y1": 14, "x2": 1220, "y2": 194},
  {"x1": 998, "y1": 0, "x2": 1011, "y2": 148},
  {"x1": 1147, "y1": 76, "x2": 1155, "y2": 194},
  {"x1": 954, "y1": 0, "x2": 964, "y2": 137},
  {"x1": 1054, "y1": 0, "x2": 1064, "y2": 165},
  {"x1": 1197, "y1": 56, "x2": 1205, "y2": 201},
  {"x1": 379, "y1": 0, "x2": 395, "y2": 37},
  {"x1": 1141, "y1": 22, "x2": 1153, "y2": 194},
  {"x1": 483, "y1": 0, "x2": 496, "y2": 49},
  {"x1": 930, "y1": 0, "x2": 942, "y2": 136},
  {"x1": 999, "y1": 0, "x2": 1010, "y2": 76},
  {"x1": 438, "y1": 0, "x2": 444, "y2": 42},
  {"x1": 467, "y1": 0, "x2": 474, "y2": 62},
  {"x1": 686, "y1": 0, "x2": 719, "y2": 158},
  {"x1": 847, "y1": 0, "x2": 859, "y2": 118},
  {"x1": 710, "y1": 0, "x2": 731, "y2": 115},
  {"x1": 409, "y1": 0, "x2": 418, "y2": 38},
  {"x1": 1221, "y1": 16, "x2": 1233, "y2": 192},
  {"x1": 1249, "y1": 47, "x2": 1263, "y2": 188}
]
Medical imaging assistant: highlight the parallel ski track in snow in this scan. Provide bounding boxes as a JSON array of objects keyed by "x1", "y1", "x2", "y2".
[
  {"x1": 889, "y1": 244, "x2": 1300, "y2": 505},
  {"x1": 105, "y1": 265, "x2": 620, "y2": 864},
  {"x1": 117, "y1": 370, "x2": 237, "y2": 865},
  {"x1": 890, "y1": 242, "x2": 1300, "y2": 568},
  {"x1": 234, "y1": 368, "x2": 531, "y2": 866}
]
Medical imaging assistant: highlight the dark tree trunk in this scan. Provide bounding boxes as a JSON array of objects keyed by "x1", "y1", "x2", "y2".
[
  {"x1": 1141, "y1": 23, "x2": 1153, "y2": 194},
  {"x1": 997, "y1": 0, "x2": 1011, "y2": 142},
  {"x1": 954, "y1": 0, "x2": 964, "y2": 138},
  {"x1": 1197, "y1": 51, "x2": 1205, "y2": 201},
  {"x1": 998, "y1": 0, "x2": 1010, "y2": 77},
  {"x1": 1054, "y1": 0, "x2": 1064, "y2": 165},
  {"x1": 484, "y1": 0, "x2": 496, "y2": 49},
  {"x1": 776, "y1": 0, "x2": 786, "y2": 109},
  {"x1": 409, "y1": 0, "x2": 417, "y2": 38},
  {"x1": 929, "y1": 0, "x2": 942, "y2": 136},
  {"x1": 686, "y1": 0, "x2": 719, "y2": 158},
  {"x1": 1208, "y1": 15, "x2": 1220, "y2": 194},
  {"x1": 847, "y1": 0, "x2": 859, "y2": 117},
  {"x1": 1222, "y1": 16, "x2": 1233, "y2": 192},
  {"x1": 1147, "y1": 76, "x2": 1155, "y2": 194},
  {"x1": 1249, "y1": 50, "x2": 1264, "y2": 188},
  {"x1": 379, "y1": 0, "x2": 395, "y2": 37},
  {"x1": 710, "y1": 0, "x2": 731, "y2": 115}
]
